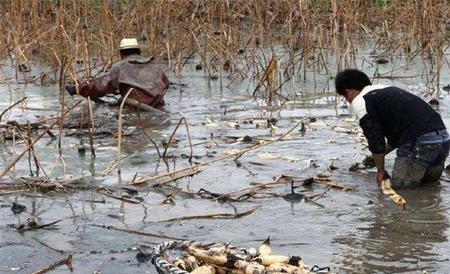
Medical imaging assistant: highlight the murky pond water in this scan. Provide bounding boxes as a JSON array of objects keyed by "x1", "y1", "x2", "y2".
[{"x1": 1, "y1": 52, "x2": 450, "y2": 274}]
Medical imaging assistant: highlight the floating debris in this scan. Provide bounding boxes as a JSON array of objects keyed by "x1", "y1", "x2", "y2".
[
  {"x1": 267, "y1": 118, "x2": 278, "y2": 126},
  {"x1": 11, "y1": 202, "x2": 26, "y2": 215},
  {"x1": 242, "y1": 135, "x2": 253, "y2": 143},
  {"x1": 305, "y1": 159, "x2": 319, "y2": 169},
  {"x1": 302, "y1": 177, "x2": 314, "y2": 187},
  {"x1": 258, "y1": 152, "x2": 278, "y2": 160},
  {"x1": 362, "y1": 155, "x2": 376, "y2": 168},
  {"x1": 77, "y1": 144, "x2": 86, "y2": 156},
  {"x1": 349, "y1": 163, "x2": 361, "y2": 172},
  {"x1": 332, "y1": 126, "x2": 358, "y2": 134},
  {"x1": 226, "y1": 121, "x2": 240, "y2": 129},
  {"x1": 121, "y1": 187, "x2": 138, "y2": 196},
  {"x1": 309, "y1": 121, "x2": 327, "y2": 128},
  {"x1": 225, "y1": 149, "x2": 241, "y2": 155},
  {"x1": 375, "y1": 57, "x2": 389, "y2": 64},
  {"x1": 136, "y1": 250, "x2": 152, "y2": 263},
  {"x1": 282, "y1": 182, "x2": 305, "y2": 203},
  {"x1": 300, "y1": 122, "x2": 306, "y2": 133},
  {"x1": 257, "y1": 153, "x2": 292, "y2": 163},
  {"x1": 204, "y1": 118, "x2": 219, "y2": 128},
  {"x1": 281, "y1": 155, "x2": 299, "y2": 162},
  {"x1": 329, "y1": 160, "x2": 338, "y2": 170},
  {"x1": 18, "y1": 63, "x2": 31, "y2": 72}
]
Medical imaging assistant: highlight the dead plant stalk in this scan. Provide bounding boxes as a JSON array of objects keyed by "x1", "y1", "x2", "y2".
[
  {"x1": 132, "y1": 121, "x2": 301, "y2": 185},
  {"x1": 0, "y1": 100, "x2": 82, "y2": 179}
]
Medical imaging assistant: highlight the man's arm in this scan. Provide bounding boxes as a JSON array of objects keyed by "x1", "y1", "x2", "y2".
[
  {"x1": 78, "y1": 67, "x2": 119, "y2": 98},
  {"x1": 371, "y1": 143, "x2": 394, "y2": 177},
  {"x1": 372, "y1": 152, "x2": 389, "y2": 184},
  {"x1": 360, "y1": 114, "x2": 388, "y2": 184}
]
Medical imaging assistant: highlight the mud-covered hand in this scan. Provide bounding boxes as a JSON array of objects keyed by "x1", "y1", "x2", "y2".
[
  {"x1": 65, "y1": 84, "x2": 77, "y2": 96},
  {"x1": 376, "y1": 169, "x2": 390, "y2": 185}
]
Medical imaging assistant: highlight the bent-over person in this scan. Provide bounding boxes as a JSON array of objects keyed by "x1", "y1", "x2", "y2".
[
  {"x1": 335, "y1": 69, "x2": 449, "y2": 189},
  {"x1": 73, "y1": 38, "x2": 169, "y2": 110}
]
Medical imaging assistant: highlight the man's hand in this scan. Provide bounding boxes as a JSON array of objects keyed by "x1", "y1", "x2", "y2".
[
  {"x1": 65, "y1": 84, "x2": 77, "y2": 96},
  {"x1": 372, "y1": 152, "x2": 388, "y2": 185},
  {"x1": 376, "y1": 169, "x2": 390, "y2": 185}
]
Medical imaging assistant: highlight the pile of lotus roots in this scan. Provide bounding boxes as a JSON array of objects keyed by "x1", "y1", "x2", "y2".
[{"x1": 150, "y1": 239, "x2": 331, "y2": 274}]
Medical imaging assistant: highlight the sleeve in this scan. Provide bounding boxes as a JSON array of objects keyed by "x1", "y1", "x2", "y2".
[
  {"x1": 78, "y1": 66, "x2": 119, "y2": 98},
  {"x1": 360, "y1": 113, "x2": 386, "y2": 154}
]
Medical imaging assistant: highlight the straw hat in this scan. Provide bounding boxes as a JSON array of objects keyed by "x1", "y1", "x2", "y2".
[{"x1": 119, "y1": 38, "x2": 140, "y2": 50}]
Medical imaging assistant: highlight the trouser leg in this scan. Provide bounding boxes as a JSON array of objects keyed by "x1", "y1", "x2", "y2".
[
  {"x1": 391, "y1": 141, "x2": 449, "y2": 189},
  {"x1": 422, "y1": 142, "x2": 450, "y2": 184},
  {"x1": 422, "y1": 163, "x2": 445, "y2": 184},
  {"x1": 391, "y1": 156, "x2": 426, "y2": 189}
]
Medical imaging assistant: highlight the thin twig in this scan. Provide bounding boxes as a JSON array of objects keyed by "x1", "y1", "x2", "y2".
[
  {"x1": 140, "y1": 127, "x2": 162, "y2": 158},
  {"x1": 32, "y1": 237, "x2": 65, "y2": 254},
  {"x1": 162, "y1": 117, "x2": 192, "y2": 160},
  {"x1": 138, "y1": 111, "x2": 162, "y2": 158},
  {"x1": 18, "y1": 219, "x2": 63, "y2": 232},
  {"x1": 153, "y1": 207, "x2": 258, "y2": 223},
  {"x1": 132, "y1": 121, "x2": 301, "y2": 185},
  {"x1": 87, "y1": 97, "x2": 96, "y2": 158},
  {"x1": 32, "y1": 254, "x2": 73, "y2": 274},
  {"x1": 0, "y1": 96, "x2": 27, "y2": 123},
  {"x1": 183, "y1": 117, "x2": 194, "y2": 162},
  {"x1": 0, "y1": 101, "x2": 82, "y2": 179},
  {"x1": 117, "y1": 88, "x2": 135, "y2": 182},
  {"x1": 92, "y1": 224, "x2": 186, "y2": 241},
  {"x1": 151, "y1": 169, "x2": 201, "y2": 188},
  {"x1": 15, "y1": 123, "x2": 49, "y2": 179},
  {"x1": 101, "y1": 192, "x2": 141, "y2": 204}
]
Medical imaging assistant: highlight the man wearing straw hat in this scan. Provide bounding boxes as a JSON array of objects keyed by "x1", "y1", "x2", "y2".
[
  {"x1": 335, "y1": 68, "x2": 449, "y2": 189},
  {"x1": 68, "y1": 38, "x2": 169, "y2": 110}
]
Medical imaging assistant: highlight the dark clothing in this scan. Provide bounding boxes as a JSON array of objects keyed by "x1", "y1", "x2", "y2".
[
  {"x1": 352, "y1": 85, "x2": 446, "y2": 153},
  {"x1": 79, "y1": 54, "x2": 169, "y2": 109},
  {"x1": 392, "y1": 131, "x2": 450, "y2": 189},
  {"x1": 351, "y1": 85, "x2": 449, "y2": 189}
]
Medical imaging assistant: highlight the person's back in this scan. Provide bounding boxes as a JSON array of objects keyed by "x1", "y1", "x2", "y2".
[
  {"x1": 353, "y1": 85, "x2": 445, "y2": 149},
  {"x1": 111, "y1": 53, "x2": 169, "y2": 108}
]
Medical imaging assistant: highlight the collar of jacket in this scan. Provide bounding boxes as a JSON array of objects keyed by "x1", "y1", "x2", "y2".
[
  {"x1": 123, "y1": 53, "x2": 154, "y2": 64},
  {"x1": 350, "y1": 84, "x2": 390, "y2": 120}
]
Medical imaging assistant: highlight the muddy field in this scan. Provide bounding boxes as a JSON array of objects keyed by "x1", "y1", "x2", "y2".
[{"x1": 1, "y1": 52, "x2": 450, "y2": 274}]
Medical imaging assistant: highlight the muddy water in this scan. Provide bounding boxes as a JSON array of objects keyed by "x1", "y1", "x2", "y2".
[{"x1": 1, "y1": 56, "x2": 450, "y2": 274}]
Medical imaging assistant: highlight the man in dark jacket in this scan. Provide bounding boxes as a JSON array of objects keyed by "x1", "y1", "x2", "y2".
[
  {"x1": 335, "y1": 69, "x2": 449, "y2": 189},
  {"x1": 73, "y1": 38, "x2": 169, "y2": 110}
]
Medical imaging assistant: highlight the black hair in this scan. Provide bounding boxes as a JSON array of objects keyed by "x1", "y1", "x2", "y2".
[
  {"x1": 119, "y1": 48, "x2": 141, "y2": 56},
  {"x1": 335, "y1": 69, "x2": 371, "y2": 96}
]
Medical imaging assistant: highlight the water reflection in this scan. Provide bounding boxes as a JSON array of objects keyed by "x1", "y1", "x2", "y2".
[
  {"x1": 336, "y1": 184, "x2": 449, "y2": 273},
  {"x1": 120, "y1": 110, "x2": 170, "y2": 156}
]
